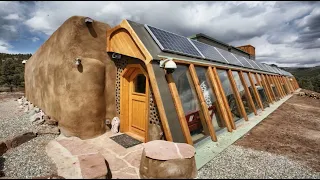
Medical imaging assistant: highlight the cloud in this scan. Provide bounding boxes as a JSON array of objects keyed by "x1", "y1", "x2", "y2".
[
  {"x1": 0, "y1": 39, "x2": 16, "y2": 54},
  {"x1": 3, "y1": 13, "x2": 21, "y2": 20},
  {"x1": 31, "y1": 37, "x2": 40, "y2": 42},
  {"x1": 1, "y1": 1, "x2": 320, "y2": 67}
]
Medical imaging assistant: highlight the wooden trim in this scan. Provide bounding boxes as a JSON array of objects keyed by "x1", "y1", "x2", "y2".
[
  {"x1": 146, "y1": 63, "x2": 173, "y2": 141},
  {"x1": 173, "y1": 59, "x2": 276, "y2": 76},
  {"x1": 248, "y1": 72, "x2": 264, "y2": 110},
  {"x1": 207, "y1": 67, "x2": 233, "y2": 132},
  {"x1": 189, "y1": 64, "x2": 217, "y2": 142},
  {"x1": 213, "y1": 67, "x2": 236, "y2": 130},
  {"x1": 239, "y1": 71, "x2": 257, "y2": 115},
  {"x1": 107, "y1": 20, "x2": 153, "y2": 62},
  {"x1": 165, "y1": 74, "x2": 193, "y2": 145},
  {"x1": 227, "y1": 70, "x2": 248, "y2": 121}
]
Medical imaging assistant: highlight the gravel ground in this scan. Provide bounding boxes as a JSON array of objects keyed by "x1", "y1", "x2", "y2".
[
  {"x1": 197, "y1": 145, "x2": 320, "y2": 179},
  {"x1": 0, "y1": 99, "x2": 34, "y2": 141},
  {"x1": 2, "y1": 134, "x2": 58, "y2": 179},
  {"x1": 0, "y1": 95, "x2": 58, "y2": 179}
]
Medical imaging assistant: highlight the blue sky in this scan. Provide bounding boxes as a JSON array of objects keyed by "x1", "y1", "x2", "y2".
[{"x1": 0, "y1": 1, "x2": 320, "y2": 67}]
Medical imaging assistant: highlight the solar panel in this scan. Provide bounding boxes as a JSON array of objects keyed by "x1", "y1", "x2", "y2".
[
  {"x1": 190, "y1": 40, "x2": 228, "y2": 64},
  {"x1": 234, "y1": 54, "x2": 254, "y2": 69},
  {"x1": 249, "y1": 60, "x2": 263, "y2": 70},
  {"x1": 266, "y1": 65, "x2": 277, "y2": 73},
  {"x1": 215, "y1": 48, "x2": 244, "y2": 67},
  {"x1": 256, "y1": 62, "x2": 269, "y2": 72},
  {"x1": 145, "y1": 24, "x2": 203, "y2": 58}
]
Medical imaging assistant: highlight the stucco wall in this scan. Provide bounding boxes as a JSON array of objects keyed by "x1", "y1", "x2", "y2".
[{"x1": 24, "y1": 16, "x2": 117, "y2": 139}]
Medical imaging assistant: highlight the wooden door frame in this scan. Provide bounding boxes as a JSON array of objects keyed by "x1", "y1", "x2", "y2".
[{"x1": 120, "y1": 64, "x2": 149, "y2": 142}]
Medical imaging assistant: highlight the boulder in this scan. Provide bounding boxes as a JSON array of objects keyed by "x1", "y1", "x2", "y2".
[
  {"x1": 28, "y1": 109, "x2": 36, "y2": 116},
  {"x1": 139, "y1": 140, "x2": 197, "y2": 179},
  {"x1": 29, "y1": 113, "x2": 41, "y2": 123},
  {"x1": 29, "y1": 103, "x2": 34, "y2": 110},
  {"x1": 17, "y1": 99, "x2": 23, "y2": 105},
  {"x1": 111, "y1": 117, "x2": 120, "y2": 134},
  {"x1": 34, "y1": 107, "x2": 40, "y2": 113},
  {"x1": 0, "y1": 141, "x2": 8, "y2": 155}
]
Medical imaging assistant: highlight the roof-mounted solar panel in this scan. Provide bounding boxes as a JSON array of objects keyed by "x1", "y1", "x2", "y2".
[
  {"x1": 215, "y1": 48, "x2": 244, "y2": 67},
  {"x1": 233, "y1": 54, "x2": 252, "y2": 69},
  {"x1": 145, "y1": 24, "x2": 204, "y2": 58},
  {"x1": 191, "y1": 40, "x2": 228, "y2": 64},
  {"x1": 249, "y1": 60, "x2": 263, "y2": 70}
]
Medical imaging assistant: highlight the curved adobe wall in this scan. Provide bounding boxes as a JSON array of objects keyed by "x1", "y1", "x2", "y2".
[{"x1": 24, "y1": 16, "x2": 117, "y2": 139}]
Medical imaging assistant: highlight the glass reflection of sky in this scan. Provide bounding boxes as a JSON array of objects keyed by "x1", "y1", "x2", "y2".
[{"x1": 172, "y1": 65, "x2": 199, "y2": 114}]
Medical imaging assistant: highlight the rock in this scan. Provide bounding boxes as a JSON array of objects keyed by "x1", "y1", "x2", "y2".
[
  {"x1": 19, "y1": 105, "x2": 24, "y2": 109},
  {"x1": 78, "y1": 153, "x2": 109, "y2": 179},
  {"x1": 45, "y1": 119, "x2": 58, "y2": 126},
  {"x1": 29, "y1": 103, "x2": 34, "y2": 110},
  {"x1": 24, "y1": 106, "x2": 29, "y2": 112},
  {"x1": 298, "y1": 92, "x2": 305, "y2": 96},
  {"x1": 7, "y1": 132, "x2": 37, "y2": 148},
  {"x1": 34, "y1": 107, "x2": 40, "y2": 113},
  {"x1": 28, "y1": 109, "x2": 36, "y2": 116},
  {"x1": 24, "y1": 101, "x2": 29, "y2": 105},
  {"x1": 148, "y1": 124, "x2": 164, "y2": 141},
  {"x1": 139, "y1": 140, "x2": 197, "y2": 179},
  {"x1": 29, "y1": 113, "x2": 41, "y2": 123},
  {"x1": 17, "y1": 99, "x2": 23, "y2": 105},
  {"x1": 0, "y1": 141, "x2": 8, "y2": 155},
  {"x1": 111, "y1": 117, "x2": 120, "y2": 134}
]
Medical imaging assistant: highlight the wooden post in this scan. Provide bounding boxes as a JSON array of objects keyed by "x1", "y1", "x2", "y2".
[
  {"x1": 265, "y1": 75, "x2": 276, "y2": 101},
  {"x1": 261, "y1": 74, "x2": 274, "y2": 103},
  {"x1": 207, "y1": 67, "x2": 232, "y2": 132},
  {"x1": 254, "y1": 73, "x2": 262, "y2": 86},
  {"x1": 189, "y1": 64, "x2": 217, "y2": 142},
  {"x1": 227, "y1": 70, "x2": 248, "y2": 121},
  {"x1": 146, "y1": 63, "x2": 173, "y2": 141},
  {"x1": 165, "y1": 74, "x2": 193, "y2": 145},
  {"x1": 271, "y1": 76, "x2": 283, "y2": 99},
  {"x1": 212, "y1": 67, "x2": 236, "y2": 130},
  {"x1": 239, "y1": 71, "x2": 257, "y2": 115},
  {"x1": 276, "y1": 76, "x2": 285, "y2": 97},
  {"x1": 248, "y1": 72, "x2": 264, "y2": 110}
]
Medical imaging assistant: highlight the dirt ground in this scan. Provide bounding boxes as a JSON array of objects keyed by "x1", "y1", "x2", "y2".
[
  {"x1": 0, "y1": 92, "x2": 24, "y2": 101},
  {"x1": 235, "y1": 89, "x2": 320, "y2": 171}
]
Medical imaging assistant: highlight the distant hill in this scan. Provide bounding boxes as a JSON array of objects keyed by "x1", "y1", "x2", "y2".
[{"x1": 282, "y1": 66, "x2": 320, "y2": 93}]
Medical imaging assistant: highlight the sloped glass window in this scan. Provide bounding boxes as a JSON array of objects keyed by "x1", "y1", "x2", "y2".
[
  {"x1": 252, "y1": 73, "x2": 269, "y2": 108},
  {"x1": 172, "y1": 64, "x2": 208, "y2": 143},
  {"x1": 195, "y1": 66, "x2": 225, "y2": 132},
  {"x1": 216, "y1": 69, "x2": 242, "y2": 122},
  {"x1": 231, "y1": 71, "x2": 254, "y2": 115},
  {"x1": 243, "y1": 72, "x2": 260, "y2": 110}
]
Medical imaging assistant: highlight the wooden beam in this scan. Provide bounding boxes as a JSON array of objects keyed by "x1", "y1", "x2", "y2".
[
  {"x1": 189, "y1": 64, "x2": 217, "y2": 142},
  {"x1": 270, "y1": 76, "x2": 283, "y2": 99},
  {"x1": 165, "y1": 74, "x2": 193, "y2": 145},
  {"x1": 213, "y1": 67, "x2": 236, "y2": 130},
  {"x1": 239, "y1": 71, "x2": 257, "y2": 115},
  {"x1": 207, "y1": 67, "x2": 233, "y2": 132},
  {"x1": 261, "y1": 74, "x2": 274, "y2": 103},
  {"x1": 227, "y1": 70, "x2": 248, "y2": 121},
  {"x1": 275, "y1": 76, "x2": 285, "y2": 97},
  {"x1": 254, "y1": 73, "x2": 262, "y2": 86},
  {"x1": 282, "y1": 76, "x2": 291, "y2": 95},
  {"x1": 248, "y1": 72, "x2": 264, "y2": 110},
  {"x1": 265, "y1": 75, "x2": 276, "y2": 101},
  {"x1": 146, "y1": 63, "x2": 173, "y2": 141}
]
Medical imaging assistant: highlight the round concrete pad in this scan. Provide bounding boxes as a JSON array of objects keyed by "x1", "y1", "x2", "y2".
[{"x1": 143, "y1": 140, "x2": 195, "y2": 160}]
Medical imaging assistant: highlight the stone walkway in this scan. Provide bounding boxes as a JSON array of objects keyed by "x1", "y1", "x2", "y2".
[{"x1": 46, "y1": 131, "x2": 143, "y2": 179}]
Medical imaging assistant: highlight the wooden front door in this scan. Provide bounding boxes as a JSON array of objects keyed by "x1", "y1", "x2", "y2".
[{"x1": 120, "y1": 65, "x2": 149, "y2": 142}]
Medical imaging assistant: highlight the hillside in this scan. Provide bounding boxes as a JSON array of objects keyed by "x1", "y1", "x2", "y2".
[
  {"x1": 0, "y1": 53, "x2": 32, "y2": 92},
  {"x1": 283, "y1": 66, "x2": 320, "y2": 93}
]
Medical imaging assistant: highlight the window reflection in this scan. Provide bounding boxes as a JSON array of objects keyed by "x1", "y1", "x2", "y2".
[
  {"x1": 195, "y1": 66, "x2": 225, "y2": 132},
  {"x1": 216, "y1": 69, "x2": 242, "y2": 122},
  {"x1": 231, "y1": 71, "x2": 254, "y2": 115},
  {"x1": 254, "y1": 74, "x2": 269, "y2": 108},
  {"x1": 172, "y1": 64, "x2": 208, "y2": 143},
  {"x1": 243, "y1": 72, "x2": 260, "y2": 110}
]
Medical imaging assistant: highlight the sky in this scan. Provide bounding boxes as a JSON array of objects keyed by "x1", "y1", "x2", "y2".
[{"x1": 0, "y1": 1, "x2": 319, "y2": 67}]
